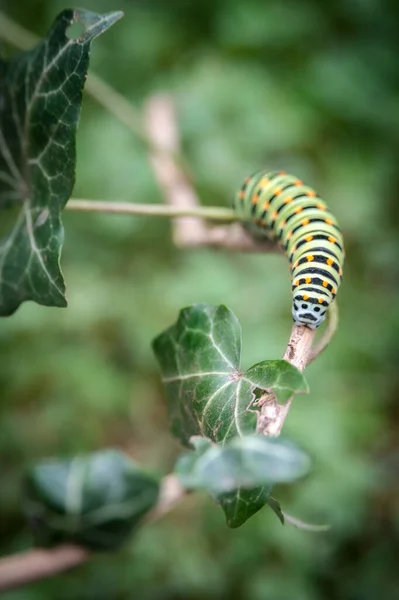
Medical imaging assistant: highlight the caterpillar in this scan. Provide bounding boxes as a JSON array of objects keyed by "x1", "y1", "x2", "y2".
[{"x1": 233, "y1": 170, "x2": 344, "y2": 329}]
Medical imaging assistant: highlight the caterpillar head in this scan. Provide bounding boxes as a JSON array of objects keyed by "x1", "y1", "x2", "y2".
[{"x1": 292, "y1": 296, "x2": 328, "y2": 329}]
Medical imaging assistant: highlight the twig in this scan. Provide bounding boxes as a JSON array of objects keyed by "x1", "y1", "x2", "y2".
[
  {"x1": 256, "y1": 325, "x2": 316, "y2": 437},
  {"x1": 0, "y1": 475, "x2": 185, "y2": 592},
  {"x1": 65, "y1": 199, "x2": 236, "y2": 221},
  {"x1": 148, "y1": 474, "x2": 187, "y2": 522},
  {"x1": 67, "y1": 199, "x2": 276, "y2": 252},
  {"x1": 144, "y1": 94, "x2": 276, "y2": 252},
  {"x1": 0, "y1": 545, "x2": 89, "y2": 592},
  {"x1": 307, "y1": 301, "x2": 339, "y2": 365},
  {"x1": 144, "y1": 95, "x2": 210, "y2": 246}
]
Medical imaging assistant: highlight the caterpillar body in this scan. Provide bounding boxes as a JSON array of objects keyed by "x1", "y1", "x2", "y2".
[{"x1": 234, "y1": 170, "x2": 344, "y2": 329}]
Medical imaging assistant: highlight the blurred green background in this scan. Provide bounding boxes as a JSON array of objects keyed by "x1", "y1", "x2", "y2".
[{"x1": 1, "y1": 0, "x2": 399, "y2": 598}]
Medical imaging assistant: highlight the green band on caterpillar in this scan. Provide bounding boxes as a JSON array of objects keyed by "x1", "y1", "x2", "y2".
[{"x1": 233, "y1": 170, "x2": 344, "y2": 328}]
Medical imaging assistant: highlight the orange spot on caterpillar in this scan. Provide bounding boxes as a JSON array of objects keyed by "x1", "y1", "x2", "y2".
[
  {"x1": 272, "y1": 210, "x2": 278, "y2": 219},
  {"x1": 274, "y1": 187, "x2": 283, "y2": 196},
  {"x1": 294, "y1": 179, "x2": 302, "y2": 186},
  {"x1": 339, "y1": 268, "x2": 343, "y2": 276},
  {"x1": 306, "y1": 255, "x2": 314, "y2": 262},
  {"x1": 306, "y1": 190, "x2": 317, "y2": 197},
  {"x1": 294, "y1": 206, "x2": 303, "y2": 214},
  {"x1": 318, "y1": 298, "x2": 324, "y2": 304},
  {"x1": 316, "y1": 203, "x2": 325, "y2": 209},
  {"x1": 281, "y1": 220, "x2": 287, "y2": 226},
  {"x1": 305, "y1": 235, "x2": 313, "y2": 242},
  {"x1": 284, "y1": 196, "x2": 293, "y2": 204},
  {"x1": 305, "y1": 277, "x2": 311, "y2": 284},
  {"x1": 332, "y1": 288, "x2": 336, "y2": 294},
  {"x1": 322, "y1": 281, "x2": 328, "y2": 288},
  {"x1": 292, "y1": 245, "x2": 297, "y2": 252},
  {"x1": 259, "y1": 177, "x2": 270, "y2": 186},
  {"x1": 325, "y1": 218, "x2": 333, "y2": 225},
  {"x1": 328, "y1": 236, "x2": 336, "y2": 243},
  {"x1": 303, "y1": 294, "x2": 309, "y2": 300},
  {"x1": 327, "y1": 258, "x2": 333, "y2": 266},
  {"x1": 239, "y1": 191, "x2": 246, "y2": 199},
  {"x1": 252, "y1": 194, "x2": 259, "y2": 204},
  {"x1": 287, "y1": 232, "x2": 293, "y2": 239},
  {"x1": 263, "y1": 201, "x2": 270, "y2": 210},
  {"x1": 301, "y1": 218, "x2": 310, "y2": 226}
]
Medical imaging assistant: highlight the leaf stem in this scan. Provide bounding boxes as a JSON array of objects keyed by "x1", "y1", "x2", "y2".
[
  {"x1": 65, "y1": 199, "x2": 237, "y2": 221},
  {"x1": 282, "y1": 511, "x2": 331, "y2": 532}
]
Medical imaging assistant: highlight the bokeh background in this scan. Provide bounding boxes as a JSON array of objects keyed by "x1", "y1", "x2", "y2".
[{"x1": 1, "y1": 0, "x2": 399, "y2": 598}]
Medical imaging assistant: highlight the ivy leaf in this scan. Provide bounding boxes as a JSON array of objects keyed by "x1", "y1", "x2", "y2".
[
  {"x1": 0, "y1": 8, "x2": 123, "y2": 316},
  {"x1": 217, "y1": 487, "x2": 273, "y2": 528},
  {"x1": 152, "y1": 304, "x2": 308, "y2": 446},
  {"x1": 175, "y1": 435, "x2": 310, "y2": 493},
  {"x1": 175, "y1": 435, "x2": 308, "y2": 528},
  {"x1": 23, "y1": 450, "x2": 160, "y2": 550}
]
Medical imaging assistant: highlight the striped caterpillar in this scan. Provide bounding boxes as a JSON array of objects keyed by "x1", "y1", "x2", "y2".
[{"x1": 233, "y1": 170, "x2": 344, "y2": 329}]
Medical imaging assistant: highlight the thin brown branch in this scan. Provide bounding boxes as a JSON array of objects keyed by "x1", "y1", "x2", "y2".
[
  {"x1": 257, "y1": 325, "x2": 316, "y2": 437},
  {"x1": 144, "y1": 95, "x2": 210, "y2": 246},
  {"x1": 0, "y1": 545, "x2": 89, "y2": 592},
  {"x1": 148, "y1": 474, "x2": 187, "y2": 522},
  {"x1": 0, "y1": 475, "x2": 185, "y2": 593},
  {"x1": 143, "y1": 94, "x2": 276, "y2": 252}
]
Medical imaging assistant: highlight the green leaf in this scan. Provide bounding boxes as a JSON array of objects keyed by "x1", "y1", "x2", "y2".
[
  {"x1": 0, "y1": 8, "x2": 123, "y2": 316},
  {"x1": 175, "y1": 435, "x2": 308, "y2": 528},
  {"x1": 216, "y1": 486, "x2": 273, "y2": 528},
  {"x1": 23, "y1": 450, "x2": 160, "y2": 550},
  {"x1": 152, "y1": 304, "x2": 308, "y2": 446},
  {"x1": 175, "y1": 435, "x2": 310, "y2": 493}
]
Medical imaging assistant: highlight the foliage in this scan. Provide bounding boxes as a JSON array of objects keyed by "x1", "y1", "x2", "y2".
[
  {"x1": 175, "y1": 434, "x2": 308, "y2": 527},
  {"x1": 0, "y1": 0, "x2": 398, "y2": 599},
  {"x1": 23, "y1": 449, "x2": 160, "y2": 550},
  {"x1": 0, "y1": 8, "x2": 122, "y2": 315},
  {"x1": 152, "y1": 303, "x2": 307, "y2": 446}
]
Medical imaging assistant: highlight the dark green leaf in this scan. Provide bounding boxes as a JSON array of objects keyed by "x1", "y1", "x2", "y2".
[
  {"x1": 0, "y1": 8, "x2": 123, "y2": 316},
  {"x1": 23, "y1": 450, "x2": 160, "y2": 550},
  {"x1": 216, "y1": 486, "x2": 272, "y2": 528},
  {"x1": 175, "y1": 434, "x2": 308, "y2": 528},
  {"x1": 152, "y1": 304, "x2": 308, "y2": 446},
  {"x1": 175, "y1": 435, "x2": 310, "y2": 493}
]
